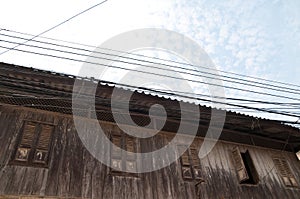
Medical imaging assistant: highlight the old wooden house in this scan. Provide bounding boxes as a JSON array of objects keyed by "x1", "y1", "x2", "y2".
[{"x1": 0, "y1": 62, "x2": 300, "y2": 199}]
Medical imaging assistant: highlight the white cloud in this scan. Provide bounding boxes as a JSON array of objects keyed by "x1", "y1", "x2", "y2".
[{"x1": 0, "y1": 0, "x2": 299, "y2": 121}]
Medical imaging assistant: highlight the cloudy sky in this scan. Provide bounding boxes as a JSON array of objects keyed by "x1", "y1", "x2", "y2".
[{"x1": 0, "y1": 0, "x2": 299, "y2": 122}]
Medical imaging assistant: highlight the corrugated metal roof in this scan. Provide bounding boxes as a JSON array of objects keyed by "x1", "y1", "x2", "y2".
[
  {"x1": 1, "y1": 62, "x2": 300, "y2": 152},
  {"x1": 0, "y1": 61, "x2": 298, "y2": 126}
]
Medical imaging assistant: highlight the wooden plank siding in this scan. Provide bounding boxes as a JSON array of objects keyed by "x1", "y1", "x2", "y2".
[{"x1": 0, "y1": 105, "x2": 300, "y2": 199}]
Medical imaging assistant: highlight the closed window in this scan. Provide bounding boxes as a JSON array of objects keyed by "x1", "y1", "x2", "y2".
[
  {"x1": 231, "y1": 147, "x2": 259, "y2": 184},
  {"x1": 12, "y1": 121, "x2": 54, "y2": 167},
  {"x1": 273, "y1": 158, "x2": 298, "y2": 187},
  {"x1": 110, "y1": 131, "x2": 138, "y2": 176},
  {"x1": 178, "y1": 145, "x2": 202, "y2": 181}
]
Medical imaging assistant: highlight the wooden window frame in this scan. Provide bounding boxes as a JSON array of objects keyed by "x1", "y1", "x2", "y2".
[
  {"x1": 296, "y1": 151, "x2": 300, "y2": 161},
  {"x1": 110, "y1": 131, "x2": 139, "y2": 177},
  {"x1": 178, "y1": 145, "x2": 202, "y2": 181},
  {"x1": 231, "y1": 147, "x2": 259, "y2": 185},
  {"x1": 273, "y1": 157, "x2": 298, "y2": 188},
  {"x1": 11, "y1": 120, "x2": 55, "y2": 168}
]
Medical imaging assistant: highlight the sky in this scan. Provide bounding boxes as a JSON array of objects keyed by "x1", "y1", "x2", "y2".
[{"x1": 0, "y1": 0, "x2": 299, "y2": 122}]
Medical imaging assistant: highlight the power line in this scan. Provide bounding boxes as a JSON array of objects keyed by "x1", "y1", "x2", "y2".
[
  {"x1": 1, "y1": 40, "x2": 300, "y2": 102},
  {"x1": 0, "y1": 84, "x2": 295, "y2": 134},
  {"x1": 1, "y1": 32, "x2": 300, "y2": 95},
  {"x1": 0, "y1": 71, "x2": 299, "y2": 118},
  {"x1": 2, "y1": 28, "x2": 300, "y2": 90},
  {"x1": 2, "y1": 69, "x2": 298, "y2": 118},
  {"x1": 1, "y1": 97, "x2": 299, "y2": 129},
  {"x1": 0, "y1": 0, "x2": 109, "y2": 56},
  {"x1": 2, "y1": 70, "x2": 300, "y2": 117},
  {"x1": 0, "y1": 86, "x2": 299, "y2": 125},
  {"x1": 0, "y1": 97, "x2": 297, "y2": 124},
  {"x1": 2, "y1": 31, "x2": 300, "y2": 95},
  {"x1": 230, "y1": 107, "x2": 300, "y2": 110},
  {"x1": 1, "y1": 31, "x2": 298, "y2": 118},
  {"x1": 1, "y1": 71, "x2": 299, "y2": 109}
]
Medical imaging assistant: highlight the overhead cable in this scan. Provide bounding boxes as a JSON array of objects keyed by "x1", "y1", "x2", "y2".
[
  {"x1": 1, "y1": 31, "x2": 300, "y2": 95},
  {"x1": 0, "y1": 41, "x2": 299, "y2": 102},
  {"x1": 2, "y1": 28, "x2": 300, "y2": 89},
  {"x1": 0, "y1": 0, "x2": 109, "y2": 56}
]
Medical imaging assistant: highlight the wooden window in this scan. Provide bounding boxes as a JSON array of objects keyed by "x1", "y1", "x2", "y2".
[
  {"x1": 273, "y1": 158, "x2": 298, "y2": 187},
  {"x1": 110, "y1": 132, "x2": 138, "y2": 176},
  {"x1": 178, "y1": 145, "x2": 202, "y2": 181},
  {"x1": 232, "y1": 147, "x2": 259, "y2": 184},
  {"x1": 12, "y1": 121, "x2": 54, "y2": 167},
  {"x1": 296, "y1": 151, "x2": 300, "y2": 161},
  {"x1": 190, "y1": 148, "x2": 202, "y2": 180}
]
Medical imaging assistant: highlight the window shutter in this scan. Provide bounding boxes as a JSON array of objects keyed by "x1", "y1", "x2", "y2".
[
  {"x1": 34, "y1": 124, "x2": 53, "y2": 163},
  {"x1": 290, "y1": 178, "x2": 298, "y2": 187},
  {"x1": 182, "y1": 166, "x2": 193, "y2": 179},
  {"x1": 111, "y1": 159, "x2": 122, "y2": 171},
  {"x1": 126, "y1": 160, "x2": 137, "y2": 173},
  {"x1": 126, "y1": 137, "x2": 136, "y2": 163},
  {"x1": 110, "y1": 133, "x2": 138, "y2": 174},
  {"x1": 125, "y1": 137, "x2": 136, "y2": 172},
  {"x1": 20, "y1": 122, "x2": 36, "y2": 148},
  {"x1": 273, "y1": 158, "x2": 298, "y2": 187},
  {"x1": 111, "y1": 135, "x2": 122, "y2": 158},
  {"x1": 37, "y1": 124, "x2": 53, "y2": 150},
  {"x1": 190, "y1": 148, "x2": 200, "y2": 167},
  {"x1": 15, "y1": 122, "x2": 37, "y2": 161},
  {"x1": 126, "y1": 137, "x2": 135, "y2": 153},
  {"x1": 190, "y1": 148, "x2": 202, "y2": 179},
  {"x1": 179, "y1": 147, "x2": 193, "y2": 180},
  {"x1": 111, "y1": 134, "x2": 122, "y2": 171},
  {"x1": 13, "y1": 121, "x2": 55, "y2": 166},
  {"x1": 181, "y1": 150, "x2": 190, "y2": 166},
  {"x1": 232, "y1": 147, "x2": 249, "y2": 182}
]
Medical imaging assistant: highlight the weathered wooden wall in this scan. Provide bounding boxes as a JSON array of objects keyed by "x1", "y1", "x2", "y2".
[{"x1": 0, "y1": 105, "x2": 300, "y2": 199}]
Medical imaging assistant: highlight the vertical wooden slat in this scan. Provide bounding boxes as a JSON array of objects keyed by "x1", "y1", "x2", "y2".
[
  {"x1": 232, "y1": 147, "x2": 249, "y2": 182},
  {"x1": 45, "y1": 118, "x2": 66, "y2": 196}
]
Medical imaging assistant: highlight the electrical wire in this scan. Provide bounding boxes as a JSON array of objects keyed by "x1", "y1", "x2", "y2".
[
  {"x1": 0, "y1": 0, "x2": 109, "y2": 56},
  {"x1": 1, "y1": 66, "x2": 300, "y2": 110},
  {"x1": 1, "y1": 65, "x2": 300, "y2": 116},
  {"x1": 5, "y1": 73, "x2": 299, "y2": 114},
  {"x1": 0, "y1": 67, "x2": 298, "y2": 112},
  {"x1": 0, "y1": 64, "x2": 300, "y2": 122},
  {"x1": 0, "y1": 92, "x2": 299, "y2": 126},
  {"x1": 0, "y1": 41, "x2": 300, "y2": 102},
  {"x1": 1, "y1": 31, "x2": 300, "y2": 95},
  {"x1": 0, "y1": 72, "x2": 300, "y2": 119},
  {"x1": 0, "y1": 32, "x2": 298, "y2": 186},
  {"x1": 0, "y1": 29, "x2": 300, "y2": 119},
  {"x1": 1, "y1": 77, "x2": 300, "y2": 132},
  {"x1": 2, "y1": 28, "x2": 300, "y2": 90}
]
